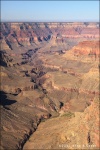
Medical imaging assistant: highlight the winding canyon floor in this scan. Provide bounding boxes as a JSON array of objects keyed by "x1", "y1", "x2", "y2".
[{"x1": 0, "y1": 22, "x2": 100, "y2": 150}]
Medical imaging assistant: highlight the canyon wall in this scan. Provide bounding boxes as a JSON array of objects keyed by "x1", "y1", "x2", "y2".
[
  {"x1": 0, "y1": 22, "x2": 99, "y2": 149},
  {"x1": 1, "y1": 22, "x2": 99, "y2": 49}
]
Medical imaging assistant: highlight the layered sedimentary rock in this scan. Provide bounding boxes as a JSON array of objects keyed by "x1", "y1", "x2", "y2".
[
  {"x1": 1, "y1": 22, "x2": 99, "y2": 49},
  {"x1": 71, "y1": 41, "x2": 99, "y2": 60},
  {"x1": 0, "y1": 22, "x2": 99, "y2": 150}
]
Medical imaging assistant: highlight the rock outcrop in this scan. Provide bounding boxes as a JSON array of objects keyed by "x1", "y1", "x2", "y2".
[
  {"x1": 1, "y1": 22, "x2": 99, "y2": 50},
  {"x1": 23, "y1": 98, "x2": 99, "y2": 149},
  {"x1": 0, "y1": 22, "x2": 99, "y2": 150}
]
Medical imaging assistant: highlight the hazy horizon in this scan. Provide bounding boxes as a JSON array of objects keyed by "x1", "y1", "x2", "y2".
[{"x1": 1, "y1": 1, "x2": 99, "y2": 22}]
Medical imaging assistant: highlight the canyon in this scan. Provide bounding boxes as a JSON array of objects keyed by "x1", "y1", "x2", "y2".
[{"x1": 0, "y1": 22, "x2": 100, "y2": 150}]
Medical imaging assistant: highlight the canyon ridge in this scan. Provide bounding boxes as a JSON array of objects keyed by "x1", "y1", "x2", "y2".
[{"x1": 0, "y1": 22, "x2": 100, "y2": 150}]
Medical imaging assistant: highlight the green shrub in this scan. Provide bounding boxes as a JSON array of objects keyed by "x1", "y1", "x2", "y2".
[{"x1": 61, "y1": 112, "x2": 75, "y2": 118}]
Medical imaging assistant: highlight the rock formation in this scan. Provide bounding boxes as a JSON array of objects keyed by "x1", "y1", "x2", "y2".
[{"x1": 0, "y1": 22, "x2": 99, "y2": 150}]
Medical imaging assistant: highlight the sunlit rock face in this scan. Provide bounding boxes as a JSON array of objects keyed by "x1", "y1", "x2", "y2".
[
  {"x1": 1, "y1": 22, "x2": 99, "y2": 49},
  {"x1": 0, "y1": 22, "x2": 99, "y2": 150}
]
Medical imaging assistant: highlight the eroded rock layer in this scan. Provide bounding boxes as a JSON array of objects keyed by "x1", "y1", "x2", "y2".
[{"x1": 0, "y1": 22, "x2": 99, "y2": 150}]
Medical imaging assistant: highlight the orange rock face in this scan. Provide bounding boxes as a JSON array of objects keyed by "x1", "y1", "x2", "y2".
[{"x1": 73, "y1": 41, "x2": 99, "y2": 56}]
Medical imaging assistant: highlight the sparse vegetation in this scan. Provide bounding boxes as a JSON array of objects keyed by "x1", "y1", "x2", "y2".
[{"x1": 61, "y1": 112, "x2": 75, "y2": 118}]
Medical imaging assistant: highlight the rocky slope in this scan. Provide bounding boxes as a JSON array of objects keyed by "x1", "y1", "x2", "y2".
[
  {"x1": 0, "y1": 22, "x2": 99, "y2": 150},
  {"x1": 23, "y1": 98, "x2": 99, "y2": 149}
]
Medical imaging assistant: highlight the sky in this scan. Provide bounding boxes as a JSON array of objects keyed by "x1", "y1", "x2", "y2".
[{"x1": 1, "y1": 1, "x2": 99, "y2": 22}]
